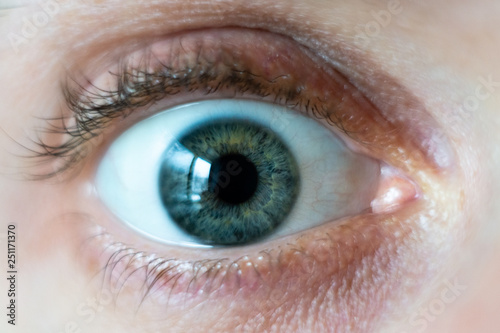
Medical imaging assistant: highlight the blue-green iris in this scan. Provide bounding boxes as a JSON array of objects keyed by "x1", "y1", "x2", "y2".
[{"x1": 159, "y1": 120, "x2": 300, "y2": 245}]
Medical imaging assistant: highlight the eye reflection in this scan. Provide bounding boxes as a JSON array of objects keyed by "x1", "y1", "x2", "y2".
[
  {"x1": 95, "y1": 99, "x2": 380, "y2": 247},
  {"x1": 159, "y1": 120, "x2": 300, "y2": 245}
]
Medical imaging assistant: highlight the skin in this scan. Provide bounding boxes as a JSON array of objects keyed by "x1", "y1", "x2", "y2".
[{"x1": 1, "y1": 0, "x2": 499, "y2": 332}]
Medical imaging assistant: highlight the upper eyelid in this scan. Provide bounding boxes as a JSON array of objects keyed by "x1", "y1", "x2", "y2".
[
  {"x1": 27, "y1": 28, "x2": 453, "y2": 182},
  {"x1": 12, "y1": 0, "x2": 453, "y2": 176},
  {"x1": 328, "y1": 56, "x2": 457, "y2": 172},
  {"x1": 25, "y1": 30, "x2": 347, "y2": 179}
]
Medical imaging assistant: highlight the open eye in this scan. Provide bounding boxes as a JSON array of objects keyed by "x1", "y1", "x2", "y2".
[
  {"x1": 28, "y1": 28, "x2": 437, "y2": 317},
  {"x1": 96, "y1": 99, "x2": 379, "y2": 247}
]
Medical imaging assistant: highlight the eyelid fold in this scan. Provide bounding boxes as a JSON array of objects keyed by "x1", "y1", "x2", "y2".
[{"x1": 313, "y1": 44, "x2": 457, "y2": 173}]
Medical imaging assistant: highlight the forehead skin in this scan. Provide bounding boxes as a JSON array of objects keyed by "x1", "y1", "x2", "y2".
[{"x1": 1, "y1": 0, "x2": 500, "y2": 332}]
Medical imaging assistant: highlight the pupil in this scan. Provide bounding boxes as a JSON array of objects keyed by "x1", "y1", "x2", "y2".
[{"x1": 208, "y1": 153, "x2": 258, "y2": 205}]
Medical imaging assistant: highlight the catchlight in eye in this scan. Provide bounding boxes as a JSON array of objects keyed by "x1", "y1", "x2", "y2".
[{"x1": 95, "y1": 100, "x2": 380, "y2": 248}]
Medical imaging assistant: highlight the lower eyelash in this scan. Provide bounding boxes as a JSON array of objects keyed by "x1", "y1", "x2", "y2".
[{"x1": 89, "y1": 229, "x2": 280, "y2": 308}]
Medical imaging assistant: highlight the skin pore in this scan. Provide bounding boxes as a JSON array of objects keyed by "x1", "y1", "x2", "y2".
[{"x1": 1, "y1": 0, "x2": 500, "y2": 332}]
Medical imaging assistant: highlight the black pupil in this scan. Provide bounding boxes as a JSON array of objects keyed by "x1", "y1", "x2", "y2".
[{"x1": 208, "y1": 153, "x2": 258, "y2": 205}]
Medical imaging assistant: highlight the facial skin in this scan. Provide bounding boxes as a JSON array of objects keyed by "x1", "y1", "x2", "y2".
[{"x1": 1, "y1": 0, "x2": 500, "y2": 332}]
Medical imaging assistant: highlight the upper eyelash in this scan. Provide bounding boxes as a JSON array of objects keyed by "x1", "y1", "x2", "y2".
[{"x1": 28, "y1": 57, "x2": 333, "y2": 180}]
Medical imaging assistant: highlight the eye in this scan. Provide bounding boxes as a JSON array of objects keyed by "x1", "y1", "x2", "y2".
[
  {"x1": 96, "y1": 99, "x2": 379, "y2": 247},
  {"x1": 31, "y1": 28, "x2": 436, "y2": 312}
]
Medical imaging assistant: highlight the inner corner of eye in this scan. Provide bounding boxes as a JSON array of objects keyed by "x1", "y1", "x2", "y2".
[
  {"x1": 94, "y1": 99, "x2": 385, "y2": 248},
  {"x1": 369, "y1": 163, "x2": 420, "y2": 214}
]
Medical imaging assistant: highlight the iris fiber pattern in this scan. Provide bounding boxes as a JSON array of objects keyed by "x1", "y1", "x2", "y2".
[{"x1": 159, "y1": 120, "x2": 300, "y2": 245}]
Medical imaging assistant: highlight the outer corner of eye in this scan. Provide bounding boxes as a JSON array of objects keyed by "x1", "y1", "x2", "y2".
[{"x1": 94, "y1": 99, "x2": 411, "y2": 248}]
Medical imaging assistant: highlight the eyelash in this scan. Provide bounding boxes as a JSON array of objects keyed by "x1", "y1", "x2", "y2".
[
  {"x1": 97, "y1": 233, "x2": 251, "y2": 304},
  {"x1": 30, "y1": 45, "x2": 348, "y2": 180},
  {"x1": 89, "y1": 226, "x2": 321, "y2": 306}
]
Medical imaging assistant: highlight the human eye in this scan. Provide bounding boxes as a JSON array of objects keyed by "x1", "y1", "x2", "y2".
[
  {"x1": 39, "y1": 29, "x2": 386, "y2": 248},
  {"x1": 96, "y1": 98, "x2": 380, "y2": 247},
  {"x1": 84, "y1": 30, "x2": 388, "y2": 248},
  {"x1": 21, "y1": 9, "x2": 457, "y2": 332}
]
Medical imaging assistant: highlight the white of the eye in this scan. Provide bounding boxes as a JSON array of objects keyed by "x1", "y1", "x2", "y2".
[{"x1": 96, "y1": 99, "x2": 379, "y2": 247}]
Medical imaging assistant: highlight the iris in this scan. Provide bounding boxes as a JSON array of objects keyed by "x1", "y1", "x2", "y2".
[{"x1": 159, "y1": 120, "x2": 300, "y2": 245}]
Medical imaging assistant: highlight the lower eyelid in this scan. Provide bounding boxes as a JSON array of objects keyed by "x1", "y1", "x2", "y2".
[
  {"x1": 75, "y1": 192, "x2": 423, "y2": 304},
  {"x1": 55, "y1": 139, "x2": 454, "y2": 331},
  {"x1": 37, "y1": 153, "x2": 456, "y2": 331}
]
